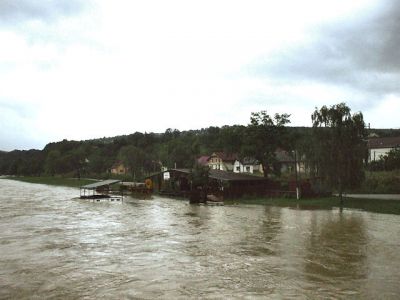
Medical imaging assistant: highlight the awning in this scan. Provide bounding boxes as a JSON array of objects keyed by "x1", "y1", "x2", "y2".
[{"x1": 80, "y1": 179, "x2": 121, "y2": 190}]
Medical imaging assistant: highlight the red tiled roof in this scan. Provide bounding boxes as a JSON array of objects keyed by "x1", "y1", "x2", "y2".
[
  {"x1": 197, "y1": 156, "x2": 210, "y2": 166},
  {"x1": 367, "y1": 137, "x2": 400, "y2": 149}
]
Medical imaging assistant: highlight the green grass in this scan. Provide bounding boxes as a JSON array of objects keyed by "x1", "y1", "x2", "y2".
[
  {"x1": 225, "y1": 196, "x2": 400, "y2": 215},
  {"x1": 4, "y1": 176, "x2": 97, "y2": 188}
]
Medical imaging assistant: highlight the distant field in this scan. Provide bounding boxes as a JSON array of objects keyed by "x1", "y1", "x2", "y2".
[{"x1": 4, "y1": 176, "x2": 97, "y2": 188}]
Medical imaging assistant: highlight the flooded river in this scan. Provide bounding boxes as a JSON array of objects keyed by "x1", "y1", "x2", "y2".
[{"x1": 1, "y1": 179, "x2": 400, "y2": 299}]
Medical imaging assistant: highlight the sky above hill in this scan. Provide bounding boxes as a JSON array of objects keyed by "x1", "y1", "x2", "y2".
[{"x1": 1, "y1": 0, "x2": 399, "y2": 150}]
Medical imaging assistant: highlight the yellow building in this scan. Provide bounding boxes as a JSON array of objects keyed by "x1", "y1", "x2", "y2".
[{"x1": 110, "y1": 162, "x2": 128, "y2": 175}]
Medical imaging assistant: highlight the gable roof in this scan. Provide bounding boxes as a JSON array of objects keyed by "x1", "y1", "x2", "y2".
[
  {"x1": 236, "y1": 157, "x2": 260, "y2": 165},
  {"x1": 275, "y1": 149, "x2": 294, "y2": 162},
  {"x1": 111, "y1": 161, "x2": 125, "y2": 169},
  {"x1": 208, "y1": 152, "x2": 238, "y2": 162},
  {"x1": 368, "y1": 137, "x2": 400, "y2": 149}
]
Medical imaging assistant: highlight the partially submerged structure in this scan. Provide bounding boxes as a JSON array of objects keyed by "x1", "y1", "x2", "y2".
[
  {"x1": 145, "y1": 169, "x2": 270, "y2": 199},
  {"x1": 79, "y1": 179, "x2": 123, "y2": 201},
  {"x1": 120, "y1": 181, "x2": 152, "y2": 199}
]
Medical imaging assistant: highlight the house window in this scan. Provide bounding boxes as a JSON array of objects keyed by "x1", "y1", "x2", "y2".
[
  {"x1": 246, "y1": 166, "x2": 251, "y2": 172},
  {"x1": 236, "y1": 166, "x2": 240, "y2": 172}
]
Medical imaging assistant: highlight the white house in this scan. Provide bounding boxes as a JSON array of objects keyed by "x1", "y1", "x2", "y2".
[
  {"x1": 207, "y1": 152, "x2": 237, "y2": 171},
  {"x1": 233, "y1": 157, "x2": 263, "y2": 174},
  {"x1": 368, "y1": 137, "x2": 400, "y2": 161}
]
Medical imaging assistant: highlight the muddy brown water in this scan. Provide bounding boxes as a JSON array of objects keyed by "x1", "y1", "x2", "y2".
[{"x1": 1, "y1": 179, "x2": 400, "y2": 299}]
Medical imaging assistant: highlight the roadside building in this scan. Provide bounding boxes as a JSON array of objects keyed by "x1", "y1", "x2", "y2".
[
  {"x1": 275, "y1": 149, "x2": 306, "y2": 174},
  {"x1": 368, "y1": 136, "x2": 400, "y2": 161}
]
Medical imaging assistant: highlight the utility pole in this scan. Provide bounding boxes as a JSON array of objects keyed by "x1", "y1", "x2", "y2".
[{"x1": 294, "y1": 150, "x2": 300, "y2": 200}]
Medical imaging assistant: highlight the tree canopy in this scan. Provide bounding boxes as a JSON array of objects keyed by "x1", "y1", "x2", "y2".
[
  {"x1": 311, "y1": 103, "x2": 367, "y2": 203},
  {"x1": 1, "y1": 104, "x2": 397, "y2": 189},
  {"x1": 243, "y1": 110, "x2": 291, "y2": 177}
]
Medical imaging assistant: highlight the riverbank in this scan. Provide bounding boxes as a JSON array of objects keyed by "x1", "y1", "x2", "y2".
[
  {"x1": 225, "y1": 196, "x2": 400, "y2": 215},
  {"x1": 3, "y1": 176, "x2": 400, "y2": 215},
  {"x1": 3, "y1": 176, "x2": 96, "y2": 188}
]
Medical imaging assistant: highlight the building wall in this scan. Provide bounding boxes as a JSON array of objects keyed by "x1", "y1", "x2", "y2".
[
  {"x1": 208, "y1": 155, "x2": 234, "y2": 171},
  {"x1": 233, "y1": 160, "x2": 243, "y2": 173},
  {"x1": 208, "y1": 156, "x2": 223, "y2": 170},
  {"x1": 369, "y1": 148, "x2": 392, "y2": 161},
  {"x1": 233, "y1": 160, "x2": 256, "y2": 174},
  {"x1": 111, "y1": 164, "x2": 127, "y2": 175}
]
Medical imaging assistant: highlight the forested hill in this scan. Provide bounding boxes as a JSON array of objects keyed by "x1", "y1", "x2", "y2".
[{"x1": 0, "y1": 125, "x2": 399, "y2": 178}]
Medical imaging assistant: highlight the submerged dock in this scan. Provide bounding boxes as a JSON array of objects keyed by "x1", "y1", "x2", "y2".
[{"x1": 79, "y1": 179, "x2": 123, "y2": 202}]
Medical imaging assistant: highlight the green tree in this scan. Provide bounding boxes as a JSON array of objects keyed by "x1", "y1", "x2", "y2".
[
  {"x1": 118, "y1": 145, "x2": 146, "y2": 180},
  {"x1": 244, "y1": 110, "x2": 291, "y2": 177},
  {"x1": 166, "y1": 138, "x2": 193, "y2": 169},
  {"x1": 382, "y1": 148, "x2": 400, "y2": 171},
  {"x1": 311, "y1": 103, "x2": 367, "y2": 205},
  {"x1": 190, "y1": 164, "x2": 210, "y2": 189},
  {"x1": 44, "y1": 150, "x2": 61, "y2": 176}
]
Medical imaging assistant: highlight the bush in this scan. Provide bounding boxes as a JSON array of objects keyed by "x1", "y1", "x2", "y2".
[{"x1": 354, "y1": 171, "x2": 400, "y2": 194}]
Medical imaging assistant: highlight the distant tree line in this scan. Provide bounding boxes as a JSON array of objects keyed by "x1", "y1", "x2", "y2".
[{"x1": 1, "y1": 103, "x2": 399, "y2": 197}]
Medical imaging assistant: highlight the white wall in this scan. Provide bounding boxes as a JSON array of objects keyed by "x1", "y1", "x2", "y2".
[{"x1": 369, "y1": 148, "x2": 392, "y2": 161}]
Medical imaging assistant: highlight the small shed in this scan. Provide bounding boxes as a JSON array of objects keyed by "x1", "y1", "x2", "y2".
[{"x1": 208, "y1": 169, "x2": 269, "y2": 198}]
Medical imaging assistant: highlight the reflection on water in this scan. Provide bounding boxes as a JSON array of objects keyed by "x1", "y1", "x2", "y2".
[{"x1": 1, "y1": 179, "x2": 400, "y2": 299}]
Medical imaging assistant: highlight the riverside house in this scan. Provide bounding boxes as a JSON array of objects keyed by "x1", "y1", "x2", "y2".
[
  {"x1": 110, "y1": 162, "x2": 128, "y2": 175},
  {"x1": 207, "y1": 152, "x2": 238, "y2": 171},
  {"x1": 368, "y1": 136, "x2": 400, "y2": 161},
  {"x1": 233, "y1": 157, "x2": 263, "y2": 174}
]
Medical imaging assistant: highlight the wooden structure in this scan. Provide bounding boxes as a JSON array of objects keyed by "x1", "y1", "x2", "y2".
[
  {"x1": 145, "y1": 169, "x2": 270, "y2": 200},
  {"x1": 79, "y1": 179, "x2": 123, "y2": 202},
  {"x1": 120, "y1": 181, "x2": 152, "y2": 199}
]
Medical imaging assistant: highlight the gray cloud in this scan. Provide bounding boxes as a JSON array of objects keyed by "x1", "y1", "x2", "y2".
[
  {"x1": 0, "y1": 0, "x2": 88, "y2": 24},
  {"x1": 251, "y1": 1, "x2": 400, "y2": 100}
]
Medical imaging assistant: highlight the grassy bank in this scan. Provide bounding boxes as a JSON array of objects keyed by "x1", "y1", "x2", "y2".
[
  {"x1": 225, "y1": 196, "x2": 400, "y2": 215},
  {"x1": 4, "y1": 176, "x2": 97, "y2": 188}
]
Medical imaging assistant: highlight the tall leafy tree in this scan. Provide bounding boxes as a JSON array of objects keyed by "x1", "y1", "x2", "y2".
[
  {"x1": 244, "y1": 110, "x2": 291, "y2": 177},
  {"x1": 118, "y1": 145, "x2": 146, "y2": 180},
  {"x1": 44, "y1": 150, "x2": 61, "y2": 176},
  {"x1": 311, "y1": 103, "x2": 367, "y2": 204}
]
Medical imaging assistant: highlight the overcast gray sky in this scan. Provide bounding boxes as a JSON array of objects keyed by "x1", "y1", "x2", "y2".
[{"x1": 1, "y1": 0, "x2": 399, "y2": 151}]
